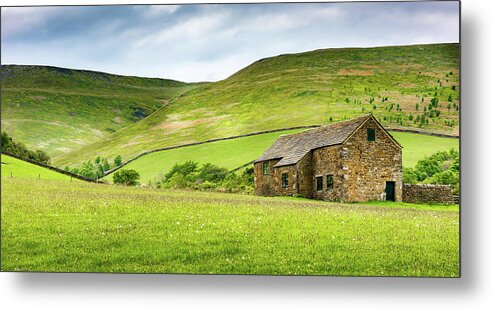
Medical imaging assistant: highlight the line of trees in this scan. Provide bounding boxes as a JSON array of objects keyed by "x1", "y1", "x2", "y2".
[
  {"x1": 65, "y1": 154, "x2": 123, "y2": 180},
  {"x1": 1, "y1": 131, "x2": 51, "y2": 165},
  {"x1": 142, "y1": 161, "x2": 254, "y2": 193}
]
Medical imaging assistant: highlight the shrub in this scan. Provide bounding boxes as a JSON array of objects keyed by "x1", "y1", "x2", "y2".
[
  {"x1": 159, "y1": 161, "x2": 254, "y2": 193},
  {"x1": 199, "y1": 163, "x2": 229, "y2": 183},
  {"x1": 34, "y1": 150, "x2": 51, "y2": 165},
  {"x1": 426, "y1": 170, "x2": 459, "y2": 187},
  {"x1": 164, "y1": 161, "x2": 198, "y2": 181},
  {"x1": 404, "y1": 149, "x2": 459, "y2": 192},
  {"x1": 113, "y1": 169, "x2": 140, "y2": 186},
  {"x1": 80, "y1": 161, "x2": 98, "y2": 179}
]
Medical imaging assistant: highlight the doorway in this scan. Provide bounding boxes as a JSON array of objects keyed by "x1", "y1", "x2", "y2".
[{"x1": 385, "y1": 181, "x2": 395, "y2": 201}]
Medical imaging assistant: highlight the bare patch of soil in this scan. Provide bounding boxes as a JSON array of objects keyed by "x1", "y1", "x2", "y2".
[{"x1": 337, "y1": 69, "x2": 374, "y2": 76}]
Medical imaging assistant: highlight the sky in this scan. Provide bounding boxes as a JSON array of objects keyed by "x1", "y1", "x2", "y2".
[{"x1": 1, "y1": 1, "x2": 460, "y2": 82}]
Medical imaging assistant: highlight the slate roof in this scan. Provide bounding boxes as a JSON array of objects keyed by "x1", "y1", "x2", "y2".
[{"x1": 255, "y1": 114, "x2": 373, "y2": 167}]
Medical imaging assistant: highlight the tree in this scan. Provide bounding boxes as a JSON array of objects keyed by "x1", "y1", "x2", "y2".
[
  {"x1": 1, "y1": 131, "x2": 11, "y2": 151},
  {"x1": 427, "y1": 170, "x2": 459, "y2": 186},
  {"x1": 114, "y1": 155, "x2": 122, "y2": 166},
  {"x1": 80, "y1": 161, "x2": 97, "y2": 179},
  {"x1": 34, "y1": 150, "x2": 51, "y2": 165},
  {"x1": 430, "y1": 97, "x2": 439, "y2": 108},
  {"x1": 164, "y1": 161, "x2": 198, "y2": 181},
  {"x1": 113, "y1": 169, "x2": 140, "y2": 186},
  {"x1": 199, "y1": 163, "x2": 228, "y2": 183},
  {"x1": 102, "y1": 158, "x2": 110, "y2": 171}
]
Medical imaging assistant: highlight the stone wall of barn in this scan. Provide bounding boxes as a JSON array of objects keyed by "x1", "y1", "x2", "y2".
[
  {"x1": 402, "y1": 184, "x2": 455, "y2": 204},
  {"x1": 254, "y1": 159, "x2": 296, "y2": 196},
  {"x1": 296, "y1": 152, "x2": 313, "y2": 198},
  {"x1": 340, "y1": 117, "x2": 402, "y2": 202},
  {"x1": 254, "y1": 159, "x2": 279, "y2": 196},
  {"x1": 342, "y1": 117, "x2": 402, "y2": 202},
  {"x1": 311, "y1": 145, "x2": 345, "y2": 201}
]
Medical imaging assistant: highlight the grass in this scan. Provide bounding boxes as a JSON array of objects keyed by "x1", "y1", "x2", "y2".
[
  {"x1": 392, "y1": 132, "x2": 459, "y2": 167},
  {"x1": 0, "y1": 154, "x2": 76, "y2": 181},
  {"x1": 1, "y1": 178, "x2": 459, "y2": 276},
  {"x1": 1, "y1": 65, "x2": 200, "y2": 157},
  {"x1": 53, "y1": 43, "x2": 460, "y2": 167},
  {"x1": 103, "y1": 129, "x2": 302, "y2": 184},
  {"x1": 102, "y1": 130, "x2": 459, "y2": 184}
]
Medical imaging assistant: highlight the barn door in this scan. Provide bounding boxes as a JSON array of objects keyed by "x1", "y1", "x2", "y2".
[{"x1": 385, "y1": 181, "x2": 395, "y2": 201}]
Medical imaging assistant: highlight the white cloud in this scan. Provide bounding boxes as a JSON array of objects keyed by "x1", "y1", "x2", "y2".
[
  {"x1": 1, "y1": 7, "x2": 59, "y2": 39},
  {"x1": 140, "y1": 5, "x2": 180, "y2": 18},
  {"x1": 134, "y1": 11, "x2": 229, "y2": 48}
]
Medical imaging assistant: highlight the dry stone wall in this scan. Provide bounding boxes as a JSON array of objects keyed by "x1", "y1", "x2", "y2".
[{"x1": 402, "y1": 184, "x2": 455, "y2": 204}]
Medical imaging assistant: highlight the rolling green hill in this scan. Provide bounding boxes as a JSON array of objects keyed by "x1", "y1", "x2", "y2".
[
  {"x1": 1, "y1": 65, "x2": 200, "y2": 157},
  {"x1": 102, "y1": 130, "x2": 459, "y2": 185},
  {"x1": 54, "y1": 43, "x2": 460, "y2": 168},
  {"x1": 1, "y1": 154, "x2": 76, "y2": 181}
]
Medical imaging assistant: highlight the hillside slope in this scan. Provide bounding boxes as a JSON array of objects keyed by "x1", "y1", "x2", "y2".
[
  {"x1": 51, "y1": 43, "x2": 459, "y2": 167},
  {"x1": 1, "y1": 65, "x2": 200, "y2": 157}
]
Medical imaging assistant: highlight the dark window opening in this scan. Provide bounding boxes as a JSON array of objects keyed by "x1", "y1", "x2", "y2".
[
  {"x1": 367, "y1": 128, "x2": 376, "y2": 141},
  {"x1": 315, "y1": 176, "x2": 323, "y2": 191},
  {"x1": 262, "y1": 161, "x2": 270, "y2": 175},
  {"x1": 281, "y1": 173, "x2": 288, "y2": 189},
  {"x1": 326, "y1": 175, "x2": 334, "y2": 191}
]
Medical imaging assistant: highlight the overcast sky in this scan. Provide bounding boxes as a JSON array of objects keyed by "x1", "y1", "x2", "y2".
[{"x1": 1, "y1": 1, "x2": 459, "y2": 82}]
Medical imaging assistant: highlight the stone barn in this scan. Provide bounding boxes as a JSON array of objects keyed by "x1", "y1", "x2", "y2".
[{"x1": 253, "y1": 114, "x2": 402, "y2": 202}]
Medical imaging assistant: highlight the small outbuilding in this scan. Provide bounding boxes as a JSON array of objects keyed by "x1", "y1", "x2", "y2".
[{"x1": 253, "y1": 114, "x2": 402, "y2": 202}]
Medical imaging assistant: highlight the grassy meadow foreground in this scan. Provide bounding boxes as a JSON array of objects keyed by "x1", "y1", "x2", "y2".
[{"x1": 1, "y1": 177, "x2": 459, "y2": 276}]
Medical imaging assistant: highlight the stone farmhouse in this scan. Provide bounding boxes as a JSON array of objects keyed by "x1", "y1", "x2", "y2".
[{"x1": 253, "y1": 114, "x2": 402, "y2": 202}]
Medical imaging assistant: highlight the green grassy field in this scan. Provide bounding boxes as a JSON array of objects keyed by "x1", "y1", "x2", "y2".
[
  {"x1": 0, "y1": 154, "x2": 76, "y2": 181},
  {"x1": 1, "y1": 65, "x2": 200, "y2": 157},
  {"x1": 54, "y1": 43, "x2": 460, "y2": 167},
  {"x1": 391, "y1": 132, "x2": 459, "y2": 167},
  {"x1": 102, "y1": 130, "x2": 459, "y2": 184},
  {"x1": 104, "y1": 129, "x2": 301, "y2": 184},
  {"x1": 1, "y1": 177, "x2": 459, "y2": 276}
]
